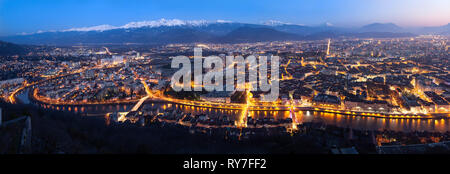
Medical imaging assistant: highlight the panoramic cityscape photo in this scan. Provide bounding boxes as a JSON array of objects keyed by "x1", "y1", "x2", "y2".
[{"x1": 0, "y1": 0, "x2": 450, "y2": 164}]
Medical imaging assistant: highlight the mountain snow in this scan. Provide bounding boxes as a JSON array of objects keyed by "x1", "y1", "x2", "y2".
[
  {"x1": 263, "y1": 20, "x2": 292, "y2": 26},
  {"x1": 62, "y1": 19, "x2": 210, "y2": 32}
]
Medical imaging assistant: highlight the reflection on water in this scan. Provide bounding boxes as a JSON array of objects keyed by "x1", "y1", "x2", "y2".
[
  {"x1": 41, "y1": 104, "x2": 133, "y2": 115},
  {"x1": 33, "y1": 100, "x2": 450, "y2": 133}
]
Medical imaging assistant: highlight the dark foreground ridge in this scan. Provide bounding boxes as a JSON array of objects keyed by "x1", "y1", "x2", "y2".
[{"x1": 1, "y1": 101, "x2": 450, "y2": 154}]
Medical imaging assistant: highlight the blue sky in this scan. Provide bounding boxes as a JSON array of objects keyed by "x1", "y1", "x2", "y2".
[{"x1": 0, "y1": 0, "x2": 449, "y2": 36}]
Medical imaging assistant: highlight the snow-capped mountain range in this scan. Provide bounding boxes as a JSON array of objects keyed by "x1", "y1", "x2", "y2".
[
  {"x1": 1, "y1": 19, "x2": 448, "y2": 45},
  {"x1": 28, "y1": 19, "x2": 234, "y2": 34}
]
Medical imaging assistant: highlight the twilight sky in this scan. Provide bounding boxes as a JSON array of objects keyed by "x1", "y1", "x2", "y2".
[{"x1": 0, "y1": 0, "x2": 449, "y2": 36}]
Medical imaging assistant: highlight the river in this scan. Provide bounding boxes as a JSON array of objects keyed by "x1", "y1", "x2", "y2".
[{"x1": 18, "y1": 89, "x2": 450, "y2": 133}]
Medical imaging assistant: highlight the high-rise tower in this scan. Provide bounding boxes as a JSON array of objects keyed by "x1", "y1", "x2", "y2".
[{"x1": 326, "y1": 39, "x2": 331, "y2": 56}]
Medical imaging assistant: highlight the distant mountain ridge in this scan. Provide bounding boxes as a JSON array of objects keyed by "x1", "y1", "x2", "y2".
[
  {"x1": 0, "y1": 41, "x2": 30, "y2": 55},
  {"x1": 1, "y1": 19, "x2": 444, "y2": 45},
  {"x1": 360, "y1": 23, "x2": 403, "y2": 32},
  {"x1": 420, "y1": 23, "x2": 450, "y2": 35}
]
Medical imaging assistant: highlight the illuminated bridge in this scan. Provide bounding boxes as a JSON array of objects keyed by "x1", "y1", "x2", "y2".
[{"x1": 131, "y1": 96, "x2": 150, "y2": 112}]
